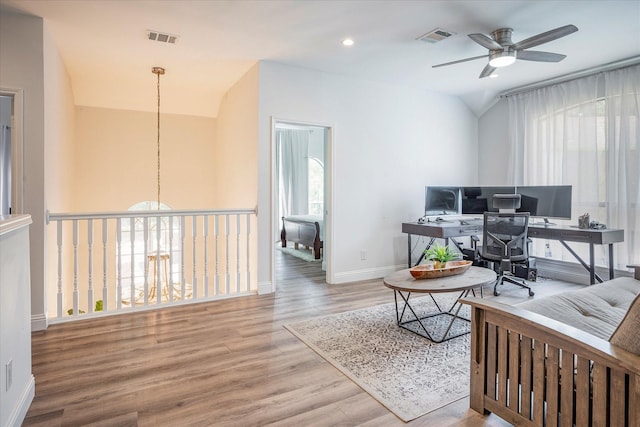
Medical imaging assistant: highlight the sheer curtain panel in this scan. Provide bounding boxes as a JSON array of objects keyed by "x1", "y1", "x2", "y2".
[
  {"x1": 507, "y1": 64, "x2": 639, "y2": 269},
  {"x1": 276, "y1": 128, "x2": 310, "y2": 220}
]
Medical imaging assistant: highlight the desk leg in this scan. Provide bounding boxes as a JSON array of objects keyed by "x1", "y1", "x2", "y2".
[
  {"x1": 609, "y1": 243, "x2": 615, "y2": 280},
  {"x1": 407, "y1": 234, "x2": 412, "y2": 268},
  {"x1": 560, "y1": 240, "x2": 603, "y2": 285},
  {"x1": 589, "y1": 243, "x2": 595, "y2": 285}
]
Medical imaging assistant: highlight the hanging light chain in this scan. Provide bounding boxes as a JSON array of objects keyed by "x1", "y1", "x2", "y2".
[{"x1": 152, "y1": 67, "x2": 165, "y2": 210}]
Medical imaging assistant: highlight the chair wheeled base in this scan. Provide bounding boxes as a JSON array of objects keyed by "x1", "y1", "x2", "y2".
[{"x1": 493, "y1": 273, "x2": 534, "y2": 297}]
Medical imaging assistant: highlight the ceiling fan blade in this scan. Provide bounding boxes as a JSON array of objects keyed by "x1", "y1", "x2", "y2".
[
  {"x1": 479, "y1": 63, "x2": 496, "y2": 79},
  {"x1": 512, "y1": 24, "x2": 578, "y2": 50},
  {"x1": 517, "y1": 50, "x2": 567, "y2": 62},
  {"x1": 432, "y1": 54, "x2": 488, "y2": 68},
  {"x1": 468, "y1": 33, "x2": 503, "y2": 50}
]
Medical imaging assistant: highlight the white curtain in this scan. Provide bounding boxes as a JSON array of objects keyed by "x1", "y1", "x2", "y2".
[
  {"x1": 0, "y1": 124, "x2": 11, "y2": 215},
  {"x1": 507, "y1": 64, "x2": 640, "y2": 268},
  {"x1": 276, "y1": 128, "x2": 309, "y2": 220}
]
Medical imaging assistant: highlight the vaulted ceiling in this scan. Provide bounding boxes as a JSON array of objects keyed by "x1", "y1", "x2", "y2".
[{"x1": 1, "y1": 0, "x2": 639, "y2": 117}]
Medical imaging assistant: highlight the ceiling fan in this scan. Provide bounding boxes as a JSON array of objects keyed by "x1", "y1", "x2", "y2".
[{"x1": 433, "y1": 24, "x2": 578, "y2": 78}]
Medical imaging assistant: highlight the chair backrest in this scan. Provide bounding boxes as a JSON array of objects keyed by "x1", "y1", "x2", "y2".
[{"x1": 481, "y1": 212, "x2": 530, "y2": 263}]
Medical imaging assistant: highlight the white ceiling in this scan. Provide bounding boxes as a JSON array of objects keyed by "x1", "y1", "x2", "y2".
[{"x1": 2, "y1": 0, "x2": 639, "y2": 117}]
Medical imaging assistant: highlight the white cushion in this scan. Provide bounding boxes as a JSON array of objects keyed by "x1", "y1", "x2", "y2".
[{"x1": 517, "y1": 277, "x2": 640, "y2": 340}]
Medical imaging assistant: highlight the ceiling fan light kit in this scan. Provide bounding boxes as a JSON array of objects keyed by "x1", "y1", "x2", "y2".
[
  {"x1": 432, "y1": 24, "x2": 578, "y2": 78},
  {"x1": 489, "y1": 49, "x2": 516, "y2": 68}
]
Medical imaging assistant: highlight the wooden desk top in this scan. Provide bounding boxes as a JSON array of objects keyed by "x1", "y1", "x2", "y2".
[{"x1": 383, "y1": 266, "x2": 497, "y2": 294}]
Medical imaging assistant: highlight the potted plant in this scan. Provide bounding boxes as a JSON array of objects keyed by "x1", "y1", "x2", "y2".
[{"x1": 424, "y1": 243, "x2": 460, "y2": 269}]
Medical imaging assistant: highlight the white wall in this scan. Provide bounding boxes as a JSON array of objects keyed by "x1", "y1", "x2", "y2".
[
  {"x1": 478, "y1": 99, "x2": 510, "y2": 185},
  {"x1": 0, "y1": 11, "x2": 47, "y2": 330},
  {"x1": 214, "y1": 63, "x2": 259, "y2": 209},
  {"x1": 214, "y1": 63, "x2": 260, "y2": 291},
  {"x1": 258, "y1": 62, "x2": 478, "y2": 286},
  {"x1": 74, "y1": 107, "x2": 216, "y2": 211},
  {"x1": 0, "y1": 216, "x2": 34, "y2": 427}
]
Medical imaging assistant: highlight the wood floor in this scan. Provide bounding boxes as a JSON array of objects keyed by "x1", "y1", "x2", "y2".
[{"x1": 22, "y1": 251, "x2": 585, "y2": 427}]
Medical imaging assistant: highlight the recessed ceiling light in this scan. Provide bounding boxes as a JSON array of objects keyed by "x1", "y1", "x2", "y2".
[{"x1": 342, "y1": 38, "x2": 354, "y2": 46}]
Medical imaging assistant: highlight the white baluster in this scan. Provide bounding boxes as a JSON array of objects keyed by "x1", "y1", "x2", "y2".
[
  {"x1": 102, "y1": 219, "x2": 108, "y2": 311},
  {"x1": 192, "y1": 215, "x2": 198, "y2": 299},
  {"x1": 225, "y1": 214, "x2": 230, "y2": 295},
  {"x1": 130, "y1": 217, "x2": 136, "y2": 307},
  {"x1": 214, "y1": 214, "x2": 219, "y2": 296},
  {"x1": 117, "y1": 218, "x2": 122, "y2": 309},
  {"x1": 203, "y1": 215, "x2": 209, "y2": 297},
  {"x1": 57, "y1": 221, "x2": 63, "y2": 318},
  {"x1": 169, "y1": 215, "x2": 175, "y2": 301},
  {"x1": 87, "y1": 219, "x2": 94, "y2": 313},
  {"x1": 246, "y1": 214, "x2": 251, "y2": 291},
  {"x1": 143, "y1": 217, "x2": 149, "y2": 306},
  {"x1": 73, "y1": 220, "x2": 79, "y2": 316},
  {"x1": 181, "y1": 216, "x2": 186, "y2": 298},
  {"x1": 156, "y1": 215, "x2": 161, "y2": 305},
  {"x1": 236, "y1": 214, "x2": 240, "y2": 293}
]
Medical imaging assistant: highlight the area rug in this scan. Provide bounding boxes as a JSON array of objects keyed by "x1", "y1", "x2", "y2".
[
  {"x1": 284, "y1": 295, "x2": 471, "y2": 422},
  {"x1": 277, "y1": 245, "x2": 321, "y2": 262}
]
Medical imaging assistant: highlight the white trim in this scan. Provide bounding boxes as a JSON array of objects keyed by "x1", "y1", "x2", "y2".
[
  {"x1": 30, "y1": 312, "x2": 48, "y2": 332},
  {"x1": 535, "y1": 257, "x2": 632, "y2": 286},
  {"x1": 271, "y1": 117, "x2": 335, "y2": 288},
  {"x1": 5, "y1": 375, "x2": 34, "y2": 427},
  {"x1": 258, "y1": 281, "x2": 273, "y2": 295},
  {"x1": 0, "y1": 88, "x2": 24, "y2": 214},
  {"x1": 331, "y1": 265, "x2": 404, "y2": 285}
]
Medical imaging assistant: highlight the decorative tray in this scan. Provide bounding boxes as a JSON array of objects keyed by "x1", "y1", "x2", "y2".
[{"x1": 409, "y1": 260, "x2": 473, "y2": 280}]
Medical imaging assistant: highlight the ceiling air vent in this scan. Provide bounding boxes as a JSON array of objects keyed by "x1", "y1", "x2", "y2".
[
  {"x1": 416, "y1": 28, "x2": 456, "y2": 44},
  {"x1": 147, "y1": 30, "x2": 179, "y2": 44}
]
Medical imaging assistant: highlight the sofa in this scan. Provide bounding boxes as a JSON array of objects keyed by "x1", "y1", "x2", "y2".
[{"x1": 460, "y1": 265, "x2": 640, "y2": 426}]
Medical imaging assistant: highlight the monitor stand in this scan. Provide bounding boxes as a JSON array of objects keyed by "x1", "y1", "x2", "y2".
[{"x1": 532, "y1": 218, "x2": 556, "y2": 226}]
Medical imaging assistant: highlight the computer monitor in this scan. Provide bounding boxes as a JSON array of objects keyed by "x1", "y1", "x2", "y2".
[
  {"x1": 515, "y1": 185, "x2": 572, "y2": 224},
  {"x1": 461, "y1": 186, "x2": 516, "y2": 215},
  {"x1": 424, "y1": 186, "x2": 461, "y2": 216}
]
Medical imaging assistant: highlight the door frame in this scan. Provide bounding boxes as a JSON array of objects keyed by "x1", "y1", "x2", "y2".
[
  {"x1": 270, "y1": 117, "x2": 334, "y2": 290},
  {"x1": 0, "y1": 88, "x2": 24, "y2": 214}
]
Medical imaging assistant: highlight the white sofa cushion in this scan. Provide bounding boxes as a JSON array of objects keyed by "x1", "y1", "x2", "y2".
[{"x1": 516, "y1": 277, "x2": 640, "y2": 340}]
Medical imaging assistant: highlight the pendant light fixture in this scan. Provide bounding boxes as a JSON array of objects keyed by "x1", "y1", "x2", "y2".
[{"x1": 152, "y1": 66, "x2": 165, "y2": 209}]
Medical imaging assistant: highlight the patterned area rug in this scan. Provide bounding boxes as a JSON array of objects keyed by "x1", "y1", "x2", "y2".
[{"x1": 284, "y1": 295, "x2": 471, "y2": 422}]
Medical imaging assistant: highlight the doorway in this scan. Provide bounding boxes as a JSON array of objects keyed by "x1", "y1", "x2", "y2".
[
  {"x1": 0, "y1": 90, "x2": 23, "y2": 215},
  {"x1": 272, "y1": 119, "x2": 332, "y2": 290}
]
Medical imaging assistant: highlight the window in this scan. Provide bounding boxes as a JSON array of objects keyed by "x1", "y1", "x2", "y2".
[
  {"x1": 308, "y1": 157, "x2": 324, "y2": 215},
  {"x1": 118, "y1": 201, "x2": 183, "y2": 303}
]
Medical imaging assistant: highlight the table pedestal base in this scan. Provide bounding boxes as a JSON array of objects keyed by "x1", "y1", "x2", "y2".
[{"x1": 393, "y1": 288, "x2": 479, "y2": 343}]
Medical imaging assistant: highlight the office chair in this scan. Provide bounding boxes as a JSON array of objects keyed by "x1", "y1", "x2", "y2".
[{"x1": 481, "y1": 194, "x2": 535, "y2": 297}]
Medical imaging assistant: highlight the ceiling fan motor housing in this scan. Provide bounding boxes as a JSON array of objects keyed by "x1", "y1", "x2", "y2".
[{"x1": 491, "y1": 28, "x2": 514, "y2": 46}]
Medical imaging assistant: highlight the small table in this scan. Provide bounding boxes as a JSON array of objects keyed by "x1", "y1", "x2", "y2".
[{"x1": 383, "y1": 266, "x2": 497, "y2": 343}]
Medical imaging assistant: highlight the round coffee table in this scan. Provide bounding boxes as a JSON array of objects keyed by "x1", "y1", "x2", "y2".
[{"x1": 383, "y1": 266, "x2": 497, "y2": 342}]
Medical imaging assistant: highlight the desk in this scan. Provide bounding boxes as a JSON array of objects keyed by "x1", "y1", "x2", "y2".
[{"x1": 402, "y1": 220, "x2": 624, "y2": 285}]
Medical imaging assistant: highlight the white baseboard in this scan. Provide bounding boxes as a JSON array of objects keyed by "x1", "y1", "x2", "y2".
[
  {"x1": 332, "y1": 265, "x2": 404, "y2": 284},
  {"x1": 258, "y1": 281, "x2": 273, "y2": 294},
  {"x1": 5, "y1": 374, "x2": 34, "y2": 427},
  {"x1": 31, "y1": 312, "x2": 47, "y2": 332},
  {"x1": 534, "y1": 257, "x2": 631, "y2": 285}
]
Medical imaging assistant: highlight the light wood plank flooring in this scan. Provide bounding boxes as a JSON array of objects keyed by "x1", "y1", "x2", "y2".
[{"x1": 23, "y1": 251, "x2": 584, "y2": 426}]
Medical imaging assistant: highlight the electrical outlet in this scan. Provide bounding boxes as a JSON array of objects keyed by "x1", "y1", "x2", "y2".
[
  {"x1": 360, "y1": 250, "x2": 367, "y2": 261},
  {"x1": 6, "y1": 359, "x2": 12, "y2": 391}
]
